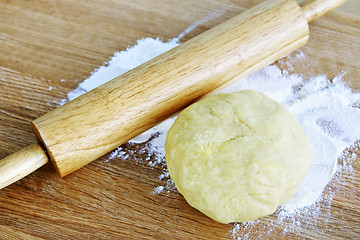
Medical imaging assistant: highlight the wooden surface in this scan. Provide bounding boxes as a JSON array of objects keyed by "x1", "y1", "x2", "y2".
[{"x1": 0, "y1": 0, "x2": 359, "y2": 239}]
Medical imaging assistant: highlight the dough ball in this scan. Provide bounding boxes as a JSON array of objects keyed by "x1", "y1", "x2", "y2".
[{"x1": 165, "y1": 90, "x2": 311, "y2": 223}]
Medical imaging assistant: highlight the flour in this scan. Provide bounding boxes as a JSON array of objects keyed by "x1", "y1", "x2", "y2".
[
  {"x1": 64, "y1": 38, "x2": 179, "y2": 103},
  {"x1": 63, "y1": 37, "x2": 359, "y2": 237}
]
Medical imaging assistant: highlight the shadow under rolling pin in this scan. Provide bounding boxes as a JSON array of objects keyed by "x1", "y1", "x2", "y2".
[{"x1": 0, "y1": 0, "x2": 347, "y2": 189}]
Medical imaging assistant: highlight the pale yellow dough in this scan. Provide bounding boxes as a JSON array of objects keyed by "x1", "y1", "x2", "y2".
[{"x1": 165, "y1": 90, "x2": 311, "y2": 224}]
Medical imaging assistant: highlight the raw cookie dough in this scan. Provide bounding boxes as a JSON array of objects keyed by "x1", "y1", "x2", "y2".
[{"x1": 165, "y1": 90, "x2": 311, "y2": 223}]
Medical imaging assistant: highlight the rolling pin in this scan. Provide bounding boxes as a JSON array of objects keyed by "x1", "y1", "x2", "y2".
[{"x1": 0, "y1": 0, "x2": 347, "y2": 189}]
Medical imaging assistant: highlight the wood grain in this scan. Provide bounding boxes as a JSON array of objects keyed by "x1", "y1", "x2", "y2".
[{"x1": 0, "y1": 0, "x2": 359, "y2": 239}]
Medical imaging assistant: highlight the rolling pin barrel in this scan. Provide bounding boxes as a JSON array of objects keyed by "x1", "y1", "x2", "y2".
[
  {"x1": 32, "y1": 0, "x2": 310, "y2": 177},
  {"x1": 0, "y1": 0, "x2": 347, "y2": 188}
]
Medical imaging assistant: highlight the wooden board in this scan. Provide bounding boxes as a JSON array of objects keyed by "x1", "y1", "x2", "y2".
[{"x1": 0, "y1": 0, "x2": 359, "y2": 239}]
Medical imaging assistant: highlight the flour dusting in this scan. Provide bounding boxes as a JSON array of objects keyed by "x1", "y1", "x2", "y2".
[{"x1": 63, "y1": 35, "x2": 359, "y2": 238}]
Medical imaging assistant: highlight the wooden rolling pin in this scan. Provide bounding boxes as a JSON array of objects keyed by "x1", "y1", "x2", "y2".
[{"x1": 0, "y1": 0, "x2": 346, "y2": 189}]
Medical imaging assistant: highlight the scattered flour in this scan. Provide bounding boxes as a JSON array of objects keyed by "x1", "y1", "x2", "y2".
[{"x1": 63, "y1": 35, "x2": 359, "y2": 238}]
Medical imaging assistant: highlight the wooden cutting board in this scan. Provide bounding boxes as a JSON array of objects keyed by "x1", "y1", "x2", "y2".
[{"x1": 0, "y1": 0, "x2": 359, "y2": 239}]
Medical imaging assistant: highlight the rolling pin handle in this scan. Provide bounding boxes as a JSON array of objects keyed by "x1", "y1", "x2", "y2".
[
  {"x1": 0, "y1": 143, "x2": 49, "y2": 189},
  {"x1": 298, "y1": 0, "x2": 348, "y2": 22}
]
